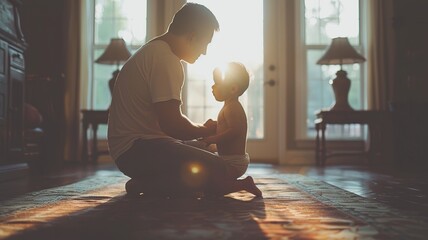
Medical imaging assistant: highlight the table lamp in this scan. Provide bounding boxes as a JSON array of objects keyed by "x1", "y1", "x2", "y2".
[
  {"x1": 317, "y1": 37, "x2": 366, "y2": 111},
  {"x1": 95, "y1": 38, "x2": 131, "y2": 95}
]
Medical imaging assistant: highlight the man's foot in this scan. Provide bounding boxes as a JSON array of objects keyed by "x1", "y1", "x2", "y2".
[
  {"x1": 243, "y1": 176, "x2": 263, "y2": 197},
  {"x1": 125, "y1": 179, "x2": 144, "y2": 197}
]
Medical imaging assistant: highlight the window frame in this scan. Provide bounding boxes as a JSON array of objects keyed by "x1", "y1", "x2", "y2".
[{"x1": 294, "y1": 0, "x2": 368, "y2": 146}]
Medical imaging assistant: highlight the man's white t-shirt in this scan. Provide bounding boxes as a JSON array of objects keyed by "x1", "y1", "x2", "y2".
[{"x1": 108, "y1": 40, "x2": 184, "y2": 160}]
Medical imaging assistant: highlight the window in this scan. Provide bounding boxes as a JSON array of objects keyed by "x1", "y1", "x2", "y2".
[
  {"x1": 89, "y1": 0, "x2": 147, "y2": 138},
  {"x1": 185, "y1": 0, "x2": 265, "y2": 139},
  {"x1": 297, "y1": 0, "x2": 366, "y2": 140}
]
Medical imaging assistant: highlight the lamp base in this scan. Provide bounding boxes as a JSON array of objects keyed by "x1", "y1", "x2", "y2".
[
  {"x1": 329, "y1": 70, "x2": 354, "y2": 111},
  {"x1": 109, "y1": 70, "x2": 120, "y2": 96}
]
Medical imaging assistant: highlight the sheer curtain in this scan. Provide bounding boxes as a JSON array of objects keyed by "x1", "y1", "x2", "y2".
[
  {"x1": 63, "y1": 0, "x2": 82, "y2": 162},
  {"x1": 146, "y1": 0, "x2": 186, "y2": 40},
  {"x1": 367, "y1": 0, "x2": 395, "y2": 110},
  {"x1": 366, "y1": 0, "x2": 395, "y2": 162}
]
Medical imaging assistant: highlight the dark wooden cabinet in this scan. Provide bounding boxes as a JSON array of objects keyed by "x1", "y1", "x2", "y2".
[
  {"x1": 0, "y1": 40, "x2": 7, "y2": 158},
  {"x1": 0, "y1": 0, "x2": 27, "y2": 163},
  {"x1": 6, "y1": 46, "x2": 25, "y2": 160}
]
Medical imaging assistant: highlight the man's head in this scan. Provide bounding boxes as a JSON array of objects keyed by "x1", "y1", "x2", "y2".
[
  {"x1": 167, "y1": 3, "x2": 219, "y2": 63},
  {"x1": 212, "y1": 62, "x2": 250, "y2": 101}
]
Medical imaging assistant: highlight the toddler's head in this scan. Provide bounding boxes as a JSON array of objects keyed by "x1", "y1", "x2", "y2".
[{"x1": 212, "y1": 62, "x2": 250, "y2": 99}]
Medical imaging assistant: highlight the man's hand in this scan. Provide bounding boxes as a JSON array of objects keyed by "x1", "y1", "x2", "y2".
[
  {"x1": 203, "y1": 119, "x2": 217, "y2": 135},
  {"x1": 154, "y1": 100, "x2": 215, "y2": 140}
]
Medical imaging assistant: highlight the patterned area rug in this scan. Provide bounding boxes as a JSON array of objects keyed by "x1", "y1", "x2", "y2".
[{"x1": 0, "y1": 169, "x2": 427, "y2": 239}]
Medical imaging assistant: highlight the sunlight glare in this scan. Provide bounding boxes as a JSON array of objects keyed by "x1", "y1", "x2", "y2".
[
  {"x1": 187, "y1": 0, "x2": 264, "y2": 139},
  {"x1": 189, "y1": 0, "x2": 263, "y2": 75},
  {"x1": 217, "y1": 63, "x2": 229, "y2": 81},
  {"x1": 191, "y1": 165, "x2": 200, "y2": 174},
  {"x1": 120, "y1": 0, "x2": 147, "y2": 43},
  {"x1": 324, "y1": 0, "x2": 359, "y2": 39}
]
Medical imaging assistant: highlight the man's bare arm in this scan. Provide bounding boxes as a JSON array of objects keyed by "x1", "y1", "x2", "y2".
[{"x1": 153, "y1": 99, "x2": 215, "y2": 140}]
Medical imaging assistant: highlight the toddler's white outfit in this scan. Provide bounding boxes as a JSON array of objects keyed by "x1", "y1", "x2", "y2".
[{"x1": 184, "y1": 140, "x2": 250, "y2": 178}]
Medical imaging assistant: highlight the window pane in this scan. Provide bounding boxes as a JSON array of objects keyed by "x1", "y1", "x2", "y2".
[
  {"x1": 94, "y1": 0, "x2": 147, "y2": 45},
  {"x1": 93, "y1": 49, "x2": 114, "y2": 110},
  {"x1": 187, "y1": 106, "x2": 204, "y2": 124},
  {"x1": 122, "y1": 0, "x2": 147, "y2": 45},
  {"x1": 128, "y1": 19, "x2": 147, "y2": 45},
  {"x1": 95, "y1": 0, "x2": 115, "y2": 18},
  {"x1": 305, "y1": 0, "x2": 360, "y2": 44},
  {"x1": 95, "y1": 0, "x2": 118, "y2": 45}
]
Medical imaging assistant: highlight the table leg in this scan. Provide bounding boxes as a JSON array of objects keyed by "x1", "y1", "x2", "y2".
[
  {"x1": 367, "y1": 122, "x2": 379, "y2": 163},
  {"x1": 82, "y1": 121, "x2": 89, "y2": 162},
  {"x1": 92, "y1": 123, "x2": 98, "y2": 163},
  {"x1": 321, "y1": 123, "x2": 326, "y2": 166},
  {"x1": 315, "y1": 122, "x2": 321, "y2": 166}
]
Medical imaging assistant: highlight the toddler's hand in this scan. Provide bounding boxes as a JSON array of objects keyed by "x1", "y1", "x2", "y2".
[{"x1": 201, "y1": 135, "x2": 216, "y2": 145}]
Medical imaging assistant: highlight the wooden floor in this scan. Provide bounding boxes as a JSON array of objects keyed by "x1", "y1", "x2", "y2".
[
  {"x1": 1, "y1": 160, "x2": 427, "y2": 215},
  {"x1": 276, "y1": 164, "x2": 428, "y2": 217},
  {"x1": 1, "y1": 160, "x2": 428, "y2": 239}
]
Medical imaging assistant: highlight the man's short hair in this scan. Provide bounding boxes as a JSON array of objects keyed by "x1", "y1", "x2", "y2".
[{"x1": 168, "y1": 3, "x2": 220, "y2": 35}]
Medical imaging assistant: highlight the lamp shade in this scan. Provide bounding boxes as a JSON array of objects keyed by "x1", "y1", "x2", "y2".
[
  {"x1": 95, "y1": 38, "x2": 131, "y2": 65},
  {"x1": 317, "y1": 37, "x2": 365, "y2": 65}
]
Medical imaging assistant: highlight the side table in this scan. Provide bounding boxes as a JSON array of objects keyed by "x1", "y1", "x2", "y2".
[{"x1": 315, "y1": 110, "x2": 391, "y2": 166}]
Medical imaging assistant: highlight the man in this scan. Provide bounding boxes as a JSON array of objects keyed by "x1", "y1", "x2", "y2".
[{"x1": 108, "y1": 3, "x2": 261, "y2": 197}]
